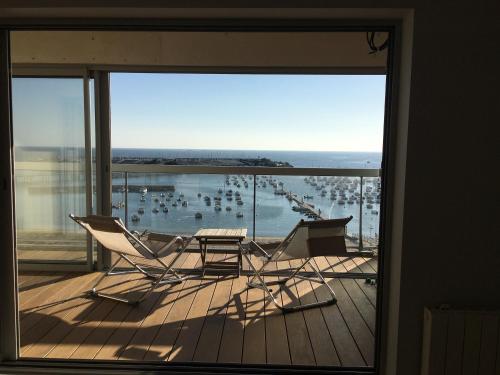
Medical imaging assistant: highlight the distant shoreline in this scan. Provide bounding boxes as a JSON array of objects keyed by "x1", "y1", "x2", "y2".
[{"x1": 112, "y1": 156, "x2": 293, "y2": 168}]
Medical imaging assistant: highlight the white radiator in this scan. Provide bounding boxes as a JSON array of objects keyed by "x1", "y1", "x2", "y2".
[{"x1": 421, "y1": 307, "x2": 500, "y2": 375}]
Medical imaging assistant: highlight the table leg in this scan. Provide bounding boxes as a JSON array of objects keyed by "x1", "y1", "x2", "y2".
[
  {"x1": 199, "y1": 239, "x2": 205, "y2": 276},
  {"x1": 238, "y1": 240, "x2": 242, "y2": 277}
]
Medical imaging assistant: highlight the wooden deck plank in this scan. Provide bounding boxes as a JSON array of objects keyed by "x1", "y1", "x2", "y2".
[
  {"x1": 363, "y1": 257, "x2": 378, "y2": 273},
  {"x1": 70, "y1": 278, "x2": 155, "y2": 359},
  {"x1": 192, "y1": 272, "x2": 235, "y2": 362},
  {"x1": 18, "y1": 249, "x2": 374, "y2": 368},
  {"x1": 326, "y1": 257, "x2": 376, "y2": 334},
  {"x1": 19, "y1": 273, "x2": 71, "y2": 311},
  {"x1": 349, "y1": 257, "x2": 378, "y2": 306},
  {"x1": 288, "y1": 259, "x2": 340, "y2": 366},
  {"x1": 45, "y1": 274, "x2": 145, "y2": 359},
  {"x1": 312, "y1": 277, "x2": 367, "y2": 367},
  {"x1": 20, "y1": 272, "x2": 98, "y2": 332},
  {"x1": 217, "y1": 273, "x2": 247, "y2": 363},
  {"x1": 21, "y1": 272, "x2": 132, "y2": 358},
  {"x1": 242, "y1": 274, "x2": 266, "y2": 364},
  {"x1": 95, "y1": 252, "x2": 194, "y2": 360},
  {"x1": 20, "y1": 272, "x2": 100, "y2": 353},
  {"x1": 142, "y1": 254, "x2": 215, "y2": 361},
  {"x1": 168, "y1": 254, "x2": 227, "y2": 362},
  {"x1": 315, "y1": 257, "x2": 374, "y2": 366},
  {"x1": 275, "y1": 260, "x2": 316, "y2": 366},
  {"x1": 263, "y1": 261, "x2": 291, "y2": 365},
  {"x1": 17, "y1": 272, "x2": 42, "y2": 288}
]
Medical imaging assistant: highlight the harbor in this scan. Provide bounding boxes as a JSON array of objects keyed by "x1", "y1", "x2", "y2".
[{"x1": 111, "y1": 172, "x2": 381, "y2": 246}]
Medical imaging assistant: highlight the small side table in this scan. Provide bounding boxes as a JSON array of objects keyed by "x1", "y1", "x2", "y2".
[{"x1": 194, "y1": 228, "x2": 247, "y2": 276}]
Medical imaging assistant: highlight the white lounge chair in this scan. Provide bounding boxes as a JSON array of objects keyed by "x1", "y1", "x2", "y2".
[
  {"x1": 70, "y1": 214, "x2": 193, "y2": 305},
  {"x1": 241, "y1": 216, "x2": 354, "y2": 313}
]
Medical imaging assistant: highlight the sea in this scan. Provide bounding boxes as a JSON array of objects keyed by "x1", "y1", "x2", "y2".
[{"x1": 110, "y1": 149, "x2": 382, "y2": 239}]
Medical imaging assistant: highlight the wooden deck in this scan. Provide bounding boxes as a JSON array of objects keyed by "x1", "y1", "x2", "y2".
[{"x1": 18, "y1": 252, "x2": 377, "y2": 367}]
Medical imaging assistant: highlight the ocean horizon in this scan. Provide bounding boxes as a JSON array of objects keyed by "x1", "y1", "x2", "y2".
[{"x1": 111, "y1": 148, "x2": 382, "y2": 169}]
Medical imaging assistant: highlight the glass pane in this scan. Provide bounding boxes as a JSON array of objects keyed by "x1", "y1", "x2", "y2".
[
  {"x1": 255, "y1": 174, "x2": 380, "y2": 248},
  {"x1": 12, "y1": 77, "x2": 87, "y2": 263}
]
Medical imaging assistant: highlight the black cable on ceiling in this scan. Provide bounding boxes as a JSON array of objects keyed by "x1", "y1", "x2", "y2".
[{"x1": 366, "y1": 32, "x2": 389, "y2": 54}]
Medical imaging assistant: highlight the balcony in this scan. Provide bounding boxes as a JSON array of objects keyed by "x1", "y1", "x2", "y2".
[
  {"x1": 17, "y1": 163, "x2": 379, "y2": 367},
  {"x1": 19, "y1": 254, "x2": 377, "y2": 366}
]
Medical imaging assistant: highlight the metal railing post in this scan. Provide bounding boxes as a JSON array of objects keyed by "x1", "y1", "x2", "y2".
[
  {"x1": 253, "y1": 174, "x2": 257, "y2": 241},
  {"x1": 359, "y1": 176, "x2": 364, "y2": 251},
  {"x1": 124, "y1": 171, "x2": 129, "y2": 228}
]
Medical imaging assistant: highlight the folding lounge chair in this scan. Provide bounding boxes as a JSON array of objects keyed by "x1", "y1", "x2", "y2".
[
  {"x1": 241, "y1": 216, "x2": 354, "y2": 313},
  {"x1": 70, "y1": 214, "x2": 194, "y2": 305}
]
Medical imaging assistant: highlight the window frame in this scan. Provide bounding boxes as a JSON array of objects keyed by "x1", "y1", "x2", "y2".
[{"x1": 0, "y1": 18, "x2": 410, "y2": 375}]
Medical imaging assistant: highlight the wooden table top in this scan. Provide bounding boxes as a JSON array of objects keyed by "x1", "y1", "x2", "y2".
[{"x1": 194, "y1": 228, "x2": 247, "y2": 240}]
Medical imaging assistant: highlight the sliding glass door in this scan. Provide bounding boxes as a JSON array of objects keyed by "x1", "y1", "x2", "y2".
[{"x1": 12, "y1": 75, "x2": 94, "y2": 268}]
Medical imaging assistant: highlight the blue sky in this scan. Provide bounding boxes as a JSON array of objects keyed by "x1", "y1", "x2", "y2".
[
  {"x1": 111, "y1": 73, "x2": 386, "y2": 152},
  {"x1": 12, "y1": 74, "x2": 386, "y2": 152}
]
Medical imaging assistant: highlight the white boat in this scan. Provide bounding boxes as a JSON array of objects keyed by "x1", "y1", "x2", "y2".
[
  {"x1": 236, "y1": 212, "x2": 243, "y2": 218},
  {"x1": 163, "y1": 207, "x2": 169, "y2": 213},
  {"x1": 131, "y1": 214, "x2": 140, "y2": 222},
  {"x1": 138, "y1": 207, "x2": 145, "y2": 214},
  {"x1": 152, "y1": 208, "x2": 159, "y2": 213}
]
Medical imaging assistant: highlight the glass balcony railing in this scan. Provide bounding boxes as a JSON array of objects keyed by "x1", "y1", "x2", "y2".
[
  {"x1": 112, "y1": 164, "x2": 381, "y2": 251},
  {"x1": 15, "y1": 162, "x2": 88, "y2": 263}
]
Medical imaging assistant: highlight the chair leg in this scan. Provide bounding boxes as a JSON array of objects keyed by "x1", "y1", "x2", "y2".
[
  {"x1": 154, "y1": 237, "x2": 195, "y2": 285},
  {"x1": 309, "y1": 258, "x2": 337, "y2": 302},
  {"x1": 242, "y1": 252, "x2": 283, "y2": 308},
  {"x1": 89, "y1": 242, "x2": 193, "y2": 305},
  {"x1": 89, "y1": 256, "x2": 145, "y2": 305},
  {"x1": 243, "y1": 254, "x2": 337, "y2": 313}
]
